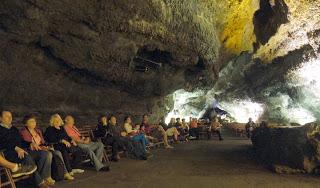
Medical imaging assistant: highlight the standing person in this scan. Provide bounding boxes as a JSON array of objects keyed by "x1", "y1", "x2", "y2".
[
  {"x1": 245, "y1": 118, "x2": 255, "y2": 139},
  {"x1": 64, "y1": 115, "x2": 109, "y2": 172},
  {"x1": 20, "y1": 114, "x2": 74, "y2": 181},
  {"x1": 0, "y1": 110, "x2": 52, "y2": 188},
  {"x1": 44, "y1": 114, "x2": 84, "y2": 176},
  {"x1": 207, "y1": 117, "x2": 223, "y2": 141}
]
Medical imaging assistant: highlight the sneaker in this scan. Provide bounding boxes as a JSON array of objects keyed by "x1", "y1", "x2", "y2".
[
  {"x1": 165, "y1": 145, "x2": 174, "y2": 149},
  {"x1": 11, "y1": 164, "x2": 37, "y2": 178},
  {"x1": 64, "y1": 173, "x2": 74, "y2": 180},
  {"x1": 45, "y1": 177, "x2": 55, "y2": 186},
  {"x1": 188, "y1": 136, "x2": 197, "y2": 140},
  {"x1": 71, "y1": 169, "x2": 85, "y2": 174}
]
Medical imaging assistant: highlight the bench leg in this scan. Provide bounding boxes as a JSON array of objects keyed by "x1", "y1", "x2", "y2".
[
  {"x1": 4, "y1": 168, "x2": 16, "y2": 188},
  {"x1": 102, "y1": 151, "x2": 111, "y2": 166}
]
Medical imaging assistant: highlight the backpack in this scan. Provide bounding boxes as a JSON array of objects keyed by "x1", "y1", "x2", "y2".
[
  {"x1": 51, "y1": 152, "x2": 65, "y2": 181},
  {"x1": 130, "y1": 141, "x2": 147, "y2": 159}
]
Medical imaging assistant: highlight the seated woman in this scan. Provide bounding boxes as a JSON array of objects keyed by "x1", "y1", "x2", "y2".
[
  {"x1": 141, "y1": 114, "x2": 174, "y2": 149},
  {"x1": 20, "y1": 114, "x2": 74, "y2": 180},
  {"x1": 44, "y1": 114, "x2": 84, "y2": 176},
  {"x1": 0, "y1": 154, "x2": 37, "y2": 178},
  {"x1": 207, "y1": 117, "x2": 223, "y2": 141},
  {"x1": 0, "y1": 110, "x2": 52, "y2": 188},
  {"x1": 64, "y1": 115, "x2": 109, "y2": 171},
  {"x1": 123, "y1": 116, "x2": 150, "y2": 151}
]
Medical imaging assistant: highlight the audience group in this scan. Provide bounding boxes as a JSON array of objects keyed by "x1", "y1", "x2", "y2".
[{"x1": 0, "y1": 109, "x2": 224, "y2": 188}]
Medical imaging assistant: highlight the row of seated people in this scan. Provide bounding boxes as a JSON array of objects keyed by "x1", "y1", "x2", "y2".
[
  {"x1": 0, "y1": 110, "x2": 114, "y2": 188},
  {"x1": 0, "y1": 109, "x2": 224, "y2": 188},
  {"x1": 0, "y1": 110, "x2": 184, "y2": 188},
  {"x1": 164, "y1": 117, "x2": 224, "y2": 141}
]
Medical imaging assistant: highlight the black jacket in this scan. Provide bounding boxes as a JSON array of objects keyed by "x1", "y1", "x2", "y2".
[
  {"x1": 44, "y1": 126, "x2": 72, "y2": 144},
  {"x1": 0, "y1": 125, "x2": 31, "y2": 151}
]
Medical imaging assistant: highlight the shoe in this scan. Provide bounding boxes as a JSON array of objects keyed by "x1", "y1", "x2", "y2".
[
  {"x1": 45, "y1": 177, "x2": 55, "y2": 186},
  {"x1": 111, "y1": 157, "x2": 119, "y2": 162},
  {"x1": 39, "y1": 181, "x2": 51, "y2": 188},
  {"x1": 71, "y1": 169, "x2": 85, "y2": 174},
  {"x1": 188, "y1": 136, "x2": 197, "y2": 140},
  {"x1": 165, "y1": 145, "x2": 174, "y2": 149},
  {"x1": 11, "y1": 164, "x2": 37, "y2": 178},
  {"x1": 140, "y1": 156, "x2": 148, "y2": 160},
  {"x1": 64, "y1": 173, "x2": 74, "y2": 180},
  {"x1": 219, "y1": 138, "x2": 224, "y2": 141},
  {"x1": 99, "y1": 166, "x2": 110, "y2": 172}
]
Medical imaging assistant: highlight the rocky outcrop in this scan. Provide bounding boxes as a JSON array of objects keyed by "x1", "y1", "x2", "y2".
[
  {"x1": 0, "y1": 0, "x2": 221, "y2": 123},
  {"x1": 251, "y1": 123, "x2": 320, "y2": 174}
]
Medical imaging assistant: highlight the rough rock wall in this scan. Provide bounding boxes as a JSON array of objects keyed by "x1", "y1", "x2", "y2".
[
  {"x1": 0, "y1": 0, "x2": 223, "y2": 124},
  {"x1": 251, "y1": 124, "x2": 320, "y2": 174}
]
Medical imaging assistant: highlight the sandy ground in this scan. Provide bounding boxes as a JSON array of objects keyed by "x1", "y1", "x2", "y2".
[{"x1": 19, "y1": 133, "x2": 320, "y2": 188}]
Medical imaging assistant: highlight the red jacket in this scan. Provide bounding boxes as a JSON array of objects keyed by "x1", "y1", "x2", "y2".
[{"x1": 20, "y1": 127, "x2": 45, "y2": 145}]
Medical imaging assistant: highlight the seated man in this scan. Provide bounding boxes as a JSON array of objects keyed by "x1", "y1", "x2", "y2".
[
  {"x1": 64, "y1": 115, "x2": 109, "y2": 172},
  {"x1": 189, "y1": 118, "x2": 200, "y2": 140},
  {"x1": 175, "y1": 118, "x2": 189, "y2": 140},
  {"x1": 123, "y1": 116, "x2": 150, "y2": 152},
  {"x1": 141, "y1": 114, "x2": 174, "y2": 149},
  {"x1": 0, "y1": 110, "x2": 52, "y2": 188},
  {"x1": 108, "y1": 115, "x2": 148, "y2": 160},
  {"x1": 96, "y1": 115, "x2": 121, "y2": 161},
  {"x1": 0, "y1": 154, "x2": 37, "y2": 178},
  {"x1": 207, "y1": 117, "x2": 223, "y2": 141},
  {"x1": 181, "y1": 118, "x2": 189, "y2": 133},
  {"x1": 158, "y1": 117, "x2": 179, "y2": 142}
]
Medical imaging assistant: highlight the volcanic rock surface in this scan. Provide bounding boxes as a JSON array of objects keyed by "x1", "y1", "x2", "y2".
[{"x1": 0, "y1": 0, "x2": 320, "y2": 124}]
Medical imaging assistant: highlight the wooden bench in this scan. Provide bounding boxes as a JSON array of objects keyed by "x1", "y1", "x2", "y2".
[
  {"x1": 228, "y1": 123, "x2": 246, "y2": 137},
  {"x1": 77, "y1": 127, "x2": 110, "y2": 165}
]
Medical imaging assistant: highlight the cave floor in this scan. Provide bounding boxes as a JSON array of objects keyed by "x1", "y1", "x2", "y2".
[{"x1": 25, "y1": 133, "x2": 320, "y2": 188}]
